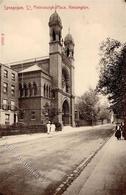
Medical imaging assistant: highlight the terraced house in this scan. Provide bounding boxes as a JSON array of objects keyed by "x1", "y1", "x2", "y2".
[{"x1": 0, "y1": 64, "x2": 18, "y2": 125}]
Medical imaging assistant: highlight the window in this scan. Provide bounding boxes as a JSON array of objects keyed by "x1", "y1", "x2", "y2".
[
  {"x1": 10, "y1": 101, "x2": 15, "y2": 111},
  {"x1": 5, "y1": 114, "x2": 10, "y2": 124},
  {"x1": 3, "y1": 82, "x2": 8, "y2": 93},
  {"x1": 2, "y1": 99, "x2": 8, "y2": 110},
  {"x1": 75, "y1": 111, "x2": 78, "y2": 119},
  {"x1": 12, "y1": 73, "x2": 15, "y2": 81},
  {"x1": 46, "y1": 85, "x2": 48, "y2": 97},
  {"x1": 19, "y1": 110, "x2": 24, "y2": 120},
  {"x1": 28, "y1": 83, "x2": 32, "y2": 96},
  {"x1": 19, "y1": 83, "x2": 23, "y2": 97},
  {"x1": 11, "y1": 85, "x2": 15, "y2": 96},
  {"x1": 52, "y1": 30, "x2": 56, "y2": 41},
  {"x1": 31, "y1": 111, "x2": 36, "y2": 120},
  {"x1": 49, "y1": 86, "x2": 51, "y2": 98},
  {"x1": 51, "y1": 90, "x2": 55, "y2": 99},
  {"x1": 24, "y1": 84, "x2": 28, "y2": 96},
  {"x1": 4, "y1": 70, "x2": 8, "y2": 78},
  {"x1": 33, "y1": 83, "x2": 37, "y2": 96},
  {"x1": 44, "y1": 84, "x2": 46, "y2": 97},
  {"x1": 62, "y1": 68, "x2": 70, "y2": 93}
]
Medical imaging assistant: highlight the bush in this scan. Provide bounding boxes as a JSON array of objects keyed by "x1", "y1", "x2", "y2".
[{"x1": 55, "y1": 122, "x2": 62, "y2": 131}]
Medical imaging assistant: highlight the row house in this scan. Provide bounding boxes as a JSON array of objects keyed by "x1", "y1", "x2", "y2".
[{"x1": 0, "y1": 64, "x2": 18, "y2": 125}]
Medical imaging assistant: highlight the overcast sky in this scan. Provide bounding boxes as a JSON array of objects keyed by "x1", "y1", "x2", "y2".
[{"x1": 0, "y1": 0, "x2": 126, "y2": 96}]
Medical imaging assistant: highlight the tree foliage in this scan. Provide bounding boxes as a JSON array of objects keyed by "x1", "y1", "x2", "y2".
[
  {"x1": 97, "y1": 103, "x2": 110, "y2": 123},
  {"x1": 76, "y1": 89, "x2": 99, "y2": 125},
  {"x1": 76, "y1": 89, "x2": 111, "y2": 125},
  {"x1": 97, "y1": 37, "x2": 126, "y2": 117}
]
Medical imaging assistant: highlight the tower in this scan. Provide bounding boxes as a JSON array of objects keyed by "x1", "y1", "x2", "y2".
[
  {"x1": 49, "y1": 11, "x2": 75, "y2": 126},
  {"x1": 49, "y1": 11, "x2": 63, "y2": 124},
  {"x1": 64, "y1": 33, "x2": 75, "y2": 126}
]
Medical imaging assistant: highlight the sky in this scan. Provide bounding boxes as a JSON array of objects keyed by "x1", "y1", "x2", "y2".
[{"x1": 0, "y1": 0, "x2": 126, "y2": 96}]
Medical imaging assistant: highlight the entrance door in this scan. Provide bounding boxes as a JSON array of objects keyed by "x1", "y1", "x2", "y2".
[
  {"x1": 62, "y1": 100, "x2": 70, "y2": 125},
  {"x1": 14, "y1": 113, "x2": 16, "y2": 124}
]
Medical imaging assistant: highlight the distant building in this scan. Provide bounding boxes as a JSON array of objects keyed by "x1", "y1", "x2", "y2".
[
  {"x1": 1, "y1": 11, "x2": 75, "y2": 126},
  {"x1": 0, "y1": 64, "x2": 18, "y2": 125}
]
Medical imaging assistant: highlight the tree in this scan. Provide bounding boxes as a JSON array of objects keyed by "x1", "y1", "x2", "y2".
[
  {"x1": 97, "y1": 103, "x2": 111, "y2": 124},
  {"x1": 43, "y1": 102, "x2": 58, "y2": 122},
  {"x1": 97, "y1": 37, "x2": 126, "y2": 118},
  {"x1": 76, "y1": 88, "x2": 99, "y2": 125}
]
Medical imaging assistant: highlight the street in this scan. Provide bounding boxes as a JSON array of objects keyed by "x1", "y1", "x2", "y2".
[{"x1": 0, "y1": 124, "x2": 114, "y2": 195}]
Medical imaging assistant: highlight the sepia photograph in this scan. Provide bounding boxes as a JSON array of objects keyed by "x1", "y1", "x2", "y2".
[{"x1": 0, "y1": 0, "x2": 126, "y2": 194}]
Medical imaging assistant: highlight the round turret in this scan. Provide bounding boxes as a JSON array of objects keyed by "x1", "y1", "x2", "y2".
[
  {"x1": 49, "y1": 11, "x2": 62, "y2": 28},
  {"x1": 49, "y1": 11, "x2": 62, "y2": 42},
  {"x1": 64, "y1": 33, "x2": 74, "y2": 58},
  {"x1": 64, "y1": 33, "x2": 74, "y2": 46}
]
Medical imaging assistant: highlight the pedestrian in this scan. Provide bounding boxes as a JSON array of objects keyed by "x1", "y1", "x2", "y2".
[
  {"x1": 121, "y1": 122, "x2": 126, "y2": 140},
  {"x1": 51, "y1": 122, "x2": 56, "y2": 132},
  {"x1": 115, "y1": 124, "x2": 121, "y2": 140},
  {"x1": 122, "y1": 130, "x2": 126, "y2": 140},
  {"x1": 47, "y1": 121, "x2": 51, "y2": 134}
]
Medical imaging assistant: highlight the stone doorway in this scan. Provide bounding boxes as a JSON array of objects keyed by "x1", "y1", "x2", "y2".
[{"x1": 62, "y1": 100, "x2": 70, "y2": 125}]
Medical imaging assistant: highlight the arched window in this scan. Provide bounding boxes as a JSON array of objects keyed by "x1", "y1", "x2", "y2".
[
  {"x1": 62, "y1": 73, "x2": 67, "y2": 92},
  {"x1": 52, "y1": 30, "x2": 56, "y2": 41},
  {"x1": 47, "y1": 85, "x2": 48, "y2": 98},
  {"x1": 33, "y1": 82, "x2": 37, "y2": 96},
  {"x1": 24, "y1": 83, "x2": 28, "y2": 97},
  {"x1": 19, "y1": 83, "x2": 23, "y2": 97},
  {"x1": 49, "y1": 86, "x2": 51, "y2": 98},
  {"x1": 44, "y1": 84, "x2": 46, "y2": 97},
  {"x1": 66, "y1": 48, "x2": 70, "y2": 57},
  {"x1": 51, "y1": 89, "x2": 55, "y2": 99},
  {"x1": 59, "y1": 32, "x2": 61, "y2": 42},
  {"x1": 28, "y1": 83, "x2": 32, "y2": 96},
  {"x1": 62, "y1": 68, "x2": 70, "y2": 93}
]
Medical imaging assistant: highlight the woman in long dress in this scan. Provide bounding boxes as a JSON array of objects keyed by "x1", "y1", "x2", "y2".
[{"x1": 115, "y1": 124, "x2": 121, "y2": 140}]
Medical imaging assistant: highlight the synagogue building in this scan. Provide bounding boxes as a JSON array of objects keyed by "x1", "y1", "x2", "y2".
[{"x1": 0, "y1": 11, "x2": 75, "y2": 126}]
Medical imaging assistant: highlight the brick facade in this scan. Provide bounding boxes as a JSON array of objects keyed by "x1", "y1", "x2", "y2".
[
  {"x1": 1, "y1": 11, "x2": 75, "y2": 126},
  {"x1": 0, "y1": 64, "x2": 18, "y2": 125}
]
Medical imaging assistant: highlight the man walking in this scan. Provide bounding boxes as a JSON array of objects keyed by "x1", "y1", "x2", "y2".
[{"x1": 47, "y1": 121, "x2": 51, "y2": 134}]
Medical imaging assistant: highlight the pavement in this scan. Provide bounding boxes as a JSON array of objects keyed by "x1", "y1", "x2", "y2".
[{"x1": 63, "y1": 134, "x2": 126, "y2": 195}]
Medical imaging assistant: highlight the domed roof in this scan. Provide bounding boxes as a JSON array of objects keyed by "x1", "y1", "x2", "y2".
[
  {"x1": 64, "y1": 33, "x2": 74, "y2": 45},
  {"x1": 49, "y1": 11, "x2": 62, "y2": 27}
]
